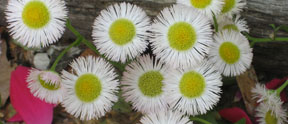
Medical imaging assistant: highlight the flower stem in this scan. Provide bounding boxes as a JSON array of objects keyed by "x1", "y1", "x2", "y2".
[
  {"x1": 243, "y1": 32, "x2": 288, "y2": 47},
  {"x1": 276, "y1": 80, "x2": 288, "y2": 96},
  {"x1": 50, "y1": 38, "x2": 82, "y2": 71},
  {"x1": 190, "y1": 117, "x2": 212, "y2": 124},
  {"x1": 65, "y1": 20, "x2": 126, "y2": 72},
  {"x1": 212, "y1": 12, "x2": 218, "y2": 33}
]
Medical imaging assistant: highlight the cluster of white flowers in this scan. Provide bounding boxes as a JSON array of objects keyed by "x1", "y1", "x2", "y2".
[
  {"x1": 252, "y1": 84, "x2": 288, "y2": 124},
  {"x1": 5, "y1": 0, "x2": 254, "y2": 123}
]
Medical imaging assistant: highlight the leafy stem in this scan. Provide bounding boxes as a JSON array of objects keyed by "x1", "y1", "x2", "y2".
[
  {"x1": 244, "y1": 32, "x2": 288, "y2": 47},
  {"x1": 50, "y1": 37, "x2": 82, "y2": 71},
  {"x1": 244, "y1": 24, "x2": 288, "y2": 47},
  {"x1": 276, "y1": 80, "x2": 288, "y2": 96},
  {"x1": 190, "y1": 117, "x2": 212, "y2": 124}
]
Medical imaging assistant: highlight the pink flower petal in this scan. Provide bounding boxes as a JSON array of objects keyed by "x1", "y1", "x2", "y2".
[
  {"x1": 219, "y1": 107, "x2": 252, "y2": 124},
  {"x1": 233, "y1": 90, "x2": 243, "y2": 102},
  {"x1": 7, "y1": 113, "x2": 23, "y2": 122},
  {"x1": 9, "y1": 66, "x2": 54, "y2": 124}
]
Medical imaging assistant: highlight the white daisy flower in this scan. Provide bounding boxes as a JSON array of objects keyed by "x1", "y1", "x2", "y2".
[
  {"x1": 177, "y1": 0, "x2": 224, "y2": 19},
  {"x1": 208, "y1": 30, "x2": 253, "y2": 77},
  {"x1": 255, "y1": 102, "x2": 288, "y2": 124},
  {"x1": 92, "y1": 2, "x2": 150, "y2": 63},
  {"x1": 61, "y1": 56, "x2": 119, "y2": 120},
  {"x1": 121, "y1": 55, "x2": 169, "y2": 114},
  {"x1": 140, "y1": 110, "x2": 193, "y2": 124},
  {"x1": 5, "y1": 0, "x2": 68, "y2": 48},
  {"x1": 150, "y1": 4, "x2": 212, "y2": 69},
  {"x1": 221, "y1": 0, "x2": 246, "y2": 17},
  {"x1": 251, "y1": 83, "x2": 272, "y2": 103},
  {"x1": 218, "y1": 15, "x2": 249, "y2": 32},
  {"x1": 164, "y1": 61, "x2": 222, "y2": 116},
  {"x1": 27, "y1": 69, "x2": 65, "y2": 104},
  {"x1": 252, "y1": 83, "x2": 285, "y2": 107}
]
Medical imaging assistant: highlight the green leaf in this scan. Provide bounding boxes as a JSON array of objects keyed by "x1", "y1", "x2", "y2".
[
  {"x1": 193, "y1": 111, "x2": 218, "y2": 124},
  {"x1": 234, "y1": 118, "x2": 246, "y2": 124},
  {"x1": 279, "y1": 25, "x2": 288, "y2": 32},
  {"x1": 269, "y1": 24, "x2": 276, "y2": 29}
]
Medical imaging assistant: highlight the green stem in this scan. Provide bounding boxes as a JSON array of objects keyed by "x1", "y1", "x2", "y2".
[
  {"x1": 244, "y1": 32, "x2": 288, "y2": 47},
  {"x1": 212, "y1": 12, "x2": 218, "y2": 33},
  {"x1": 276, "y1": 80, "x2": 288, "y2": 96},
  {"x1": 65, "y1": 20, "x2": 126, "y2": 72},
  {"x1": 190, "y1": 117, "x2": 212, "y2": 124},
  {"x1": 50, "y1": 38, "x2": 82, "y2": 71},
  {"x1": 66, "y1": 20, "x2": 82, "y2": 38}
]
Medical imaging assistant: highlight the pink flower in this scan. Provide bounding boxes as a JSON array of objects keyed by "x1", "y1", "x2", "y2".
[
  {"x1": 219, "y1": 107, "x2": 253, "y2": 124},
  {"x1": 265, "y1": 77, "x2": 288, "y2": 102},
  {"x1": 8, "y1": 66, "x2": 54, "y2": 124}
]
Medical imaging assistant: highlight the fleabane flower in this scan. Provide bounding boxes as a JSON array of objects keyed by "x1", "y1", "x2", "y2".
[
  {"x1": 252, "y1": 83, "x2": 286, "y2": 107},
  {"x1": 27, "y1": 69, "x2": 65, "y2": 104},
  {"x1": 177, "y1": 0, "x2": 224, "y2": 19},
  {"x1": 208, "y1": 30, "x2": 253, "y2": 77},
  {"x1": 5, "y1": 0, "x2": 68, "y2": 48},
  {"x1": 252, "y1": 83, "x2": 288, "y2": 124},
  {"x1": 255, "y1": 102, "x2": 288, "y2": 124},
  {"x1": 221, "y1": 0, "x2": 246, "y2": 17},
  {"x1": 121, "y1": 55, "x2": 169, "y2": 114},
  {"x1": 266, "y1": 78, "x2": 288, "y2": 102},
  {"x1": 140, "y1": 110, "x2": 193, "y2": 124},
  {"x1": 61, "y1": 56, "x2": 119, "y2": 120},
  {"x1": 164, "y1": 61, "x2": 222, "y2": 115},
  {"x1": 92, "y1": 2, "x2": 150, "y2": 63},
  {"x1": 252, "y1": 83, "x2": 273, "y2": 103},
  {"x1": 150, "y1": 4, "x2": 212, "y2": 69},
  {"x1": 218, "y1": 15, "x2": 249, "y2": 32}
]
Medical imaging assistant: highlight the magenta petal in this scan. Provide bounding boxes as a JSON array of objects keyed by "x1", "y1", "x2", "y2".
[
  {"x1": 10, "y1": 66, "x2": 54, "y2": 124},
  {"x1": 219, "y1": 107, "x2": 252, "y2": 124},
  {"x1": 8, "y1": 113, "x2": 23, "y2": 122},
  {"x1": 233, "y1": 90, "x2": 243, "y2": 102}
]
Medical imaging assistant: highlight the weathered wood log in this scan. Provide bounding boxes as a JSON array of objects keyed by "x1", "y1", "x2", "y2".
[{"x1": 242, "y1": 0, "x2": 288, "y2": 81}]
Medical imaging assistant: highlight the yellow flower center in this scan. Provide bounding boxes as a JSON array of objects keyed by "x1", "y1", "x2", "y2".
[
  {"x1": 265, "y1": 111, "x2": 278, "y2": 124},
  {"x1": 168, "y1": 22, "x2": 197, "y2": 51},
  {"x1": 75, "y1": 74, "x2": 102, "y2": 102},
  {"x1": 219, "y1": 42, "x2": 240, "y2": 64},
  {"x1": 109, "y1": 19, "x2": 136, "y2": 46},
  {"x1": 190, "y1": 0, "x2": 212, "y2": 9},
  {"x1": 38, "y1": 75, "x2": 60, "y2": 90},
  {"x1": 179, "y1": 71, "x2": 206, "y2": 98},
  {"x1": 138, "y1": 71, "x2": 164, "y2": 97},
  {"x1": 22, "y1": 1, "x2": 50, "y2": 29},
  {"x1": 222, "y1": 24, "x2": 239, "y2": 31},
  {"x1": 222, "y1": 0, "x2": 236, "y2": 14}
]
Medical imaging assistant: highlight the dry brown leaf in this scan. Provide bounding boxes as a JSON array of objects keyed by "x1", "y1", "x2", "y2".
[{"x1": 0, "y1": 39, "x2": 17, "y2": 106}]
